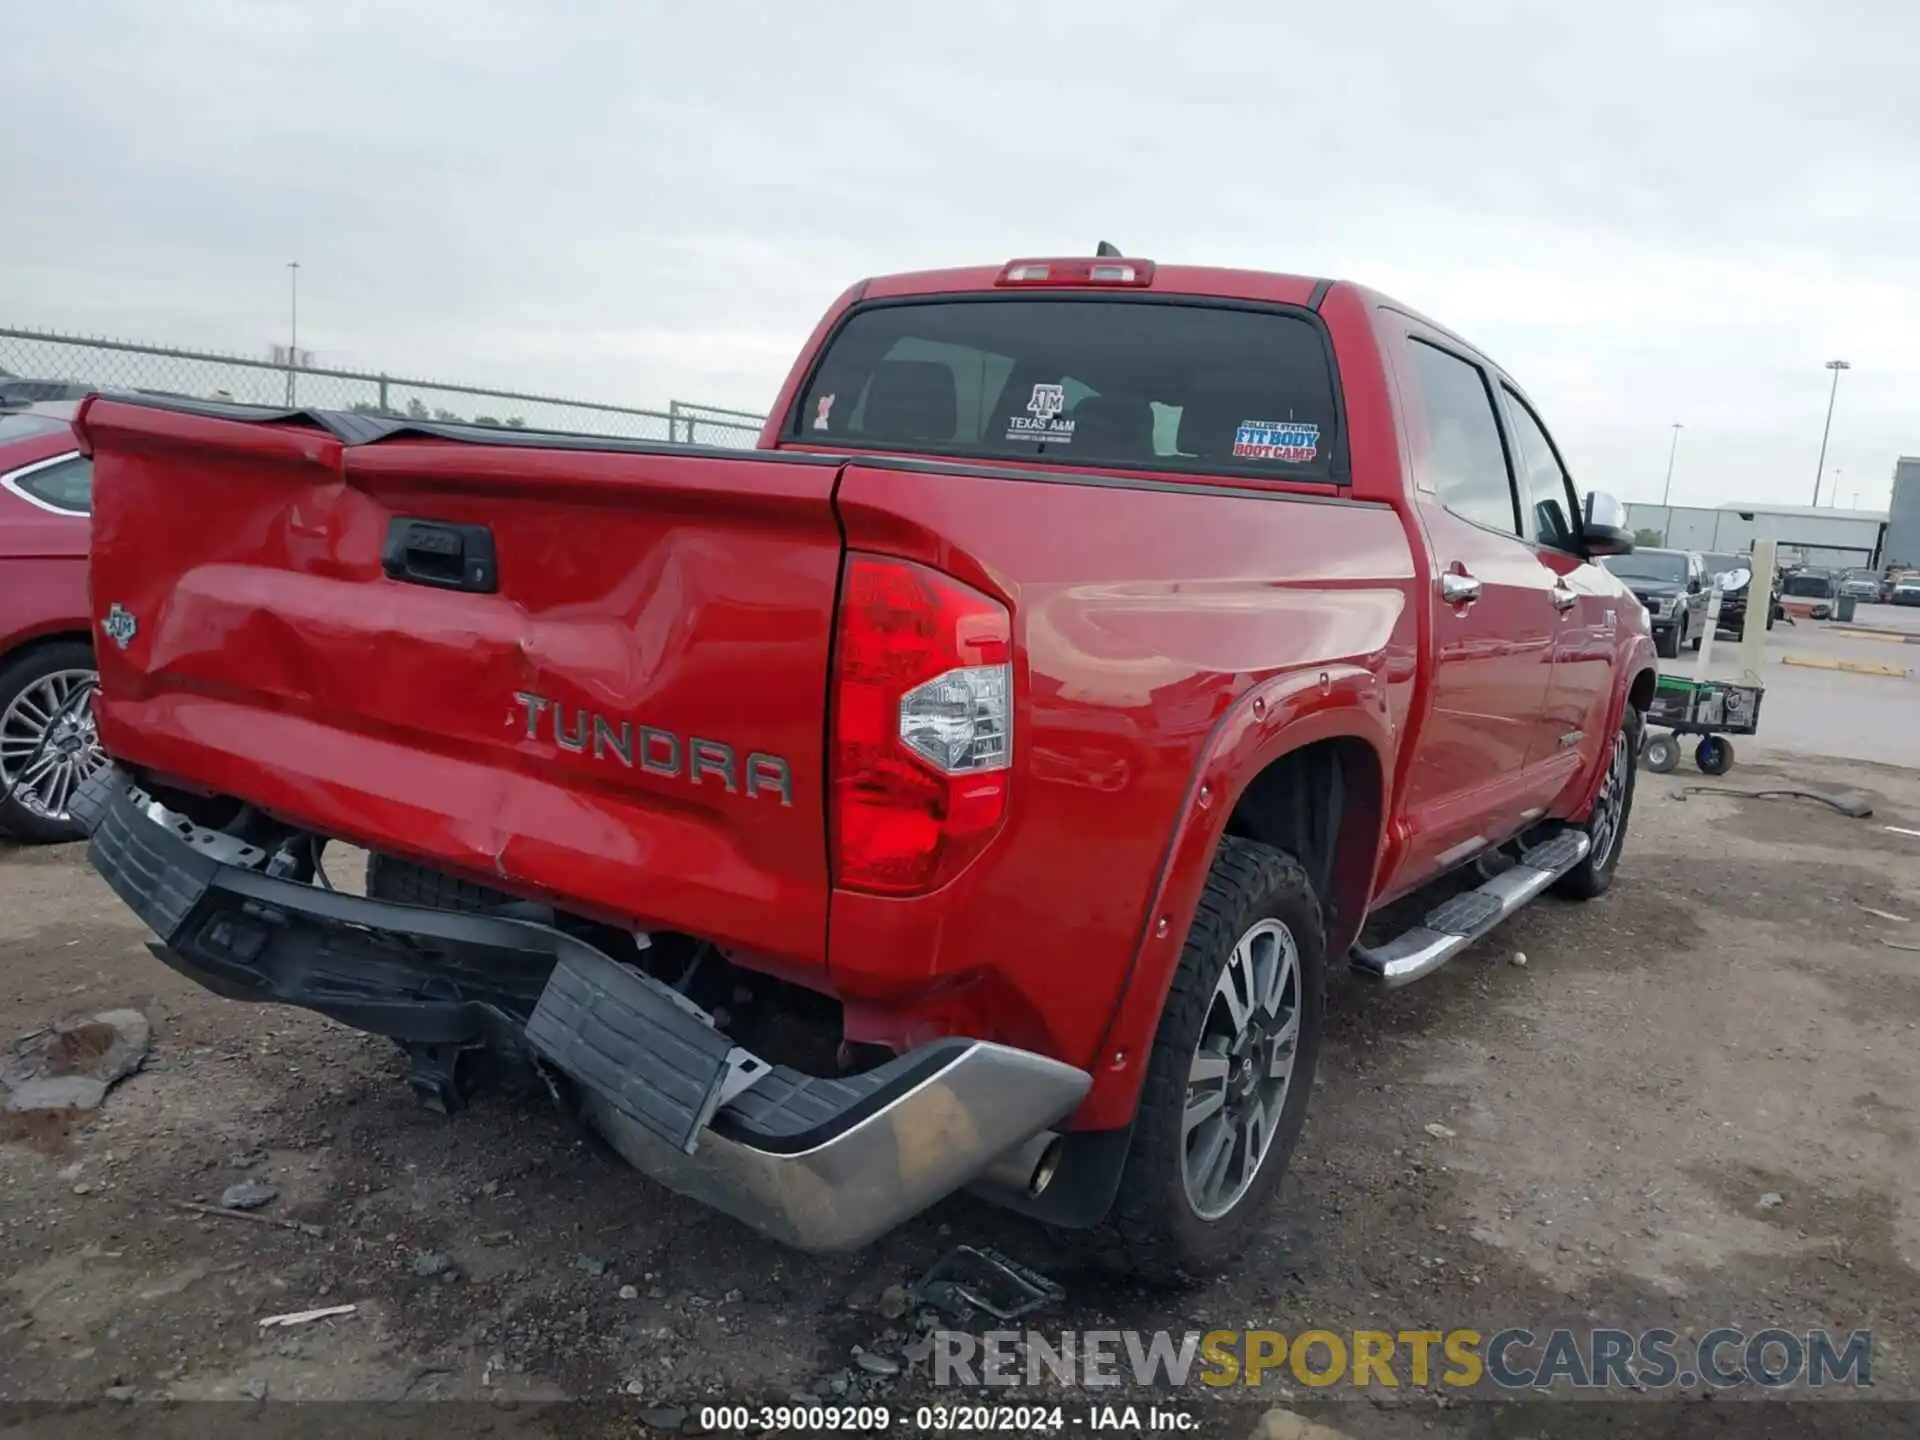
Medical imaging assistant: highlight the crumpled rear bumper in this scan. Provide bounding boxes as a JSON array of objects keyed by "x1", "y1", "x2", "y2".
[{"x1": 73, "y1": 768, "x2": 1091, "y2": 1250}]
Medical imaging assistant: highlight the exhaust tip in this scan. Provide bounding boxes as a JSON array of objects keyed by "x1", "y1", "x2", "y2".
[
  {"x1": 1027, "y1": 1136, "x2": 1065, "y2": 1198},
  {"x1": 976, "y1": 1130, "x2": 1067, "y2": 1201}
]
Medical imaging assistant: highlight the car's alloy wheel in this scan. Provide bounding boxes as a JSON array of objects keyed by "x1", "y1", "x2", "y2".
[
  {"x1": 0, "y1": 666, "x2": 105, "y2": 826},
  {"x1": 1585, "y1": 726, "x2": 1632, "y2": 869},
  {"x1": 1094, "y1": 838, "x2": 1325, "y2": 1283},
  {"x1": 1181, "y1": 917, "x2": 1302, "y2": 1221},
  {"x1": 1553, "y1": 707, "x2": 1642, "y2": 900}
]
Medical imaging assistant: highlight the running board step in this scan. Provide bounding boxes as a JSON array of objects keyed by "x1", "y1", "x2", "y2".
[{"x1": 1350, "y1": 831, "x2": 1591, "y2": 989}]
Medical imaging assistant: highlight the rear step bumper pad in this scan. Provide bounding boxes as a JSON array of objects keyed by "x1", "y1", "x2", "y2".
[
  {"x1": 524, "y1": 948, "x2": 758, "y2": 1154},
  {"x1": 1350, "y1": 830, "x2": 1592, "y2": 988},
  {"x1": 74, "y1": 767, "x2": 1092, "y2": 1251}
]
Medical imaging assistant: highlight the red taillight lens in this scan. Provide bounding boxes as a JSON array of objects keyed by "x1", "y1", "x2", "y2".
[{"x1": 831, "y1": 555, "x2": 1013, "y2": 896}]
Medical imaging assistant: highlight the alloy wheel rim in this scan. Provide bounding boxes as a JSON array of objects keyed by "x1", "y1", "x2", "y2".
[
  {"x1": 1182, "y1": 917, "x2": 1302, "y2": 1221},
  {"x1": 1588, "y1": 729, "x2": 1631, "y2": 867},
  {"x1": 0, "y1": 669, "x2": 106, "y2": 824}
]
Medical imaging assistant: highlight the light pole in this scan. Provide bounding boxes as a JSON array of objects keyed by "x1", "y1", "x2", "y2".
[
  {"x1": 286, "y1": 261, "x2": 301, "y2": 406},
  {"x1": 1661, "y1": 422, "x2": 1683, "y2": 507},
  {"x1": 1811, "y1": 358, "x2": 1849, "y2": 506}
]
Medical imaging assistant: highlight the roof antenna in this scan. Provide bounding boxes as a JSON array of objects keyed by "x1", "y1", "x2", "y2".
[{"x1": 1095, "y1": 241, "x2": 1123, "y2": 257}]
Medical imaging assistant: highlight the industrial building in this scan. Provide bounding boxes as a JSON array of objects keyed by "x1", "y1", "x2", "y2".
[
  {"x1": 1887, "y1": 458, "x2": 1920, "y2": 569},
  {"x1": 1625, "y1": 499, "x2": 1889, "y2": 570}
]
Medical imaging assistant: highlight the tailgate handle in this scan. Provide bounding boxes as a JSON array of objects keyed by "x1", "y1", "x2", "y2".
[{"x1": 381, "y1": 519, "x2": 498, "y2": 594}]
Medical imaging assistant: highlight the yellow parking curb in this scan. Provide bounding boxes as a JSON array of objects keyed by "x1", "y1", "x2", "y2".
[
  {"x1": 1830, "y1": 625, "x2": 1920, "y2": 644},
  {"x1": 1781, "y1": 653, "x2": 1911, "y2": 678}
]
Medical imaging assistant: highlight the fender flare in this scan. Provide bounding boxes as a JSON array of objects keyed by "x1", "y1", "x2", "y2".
[
  {"x1": 1072, "y1": 662, "x2": 1396, "y2": 1131},
  {"x1": 1569, "y1": 635, "x2": 1660, "y2": 820}
]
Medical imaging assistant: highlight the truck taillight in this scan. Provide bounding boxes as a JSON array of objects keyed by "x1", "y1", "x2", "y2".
[
  {"x1": 996, "y1": 257, "x2": 1156, "y2": 287},
  {"x1": 831, "y1": 555, "x2": 1012, "y2": 896}
]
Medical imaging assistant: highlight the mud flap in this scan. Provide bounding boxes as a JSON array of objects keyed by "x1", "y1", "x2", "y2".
[{"x1": 525, "y1": 948, "x2": 768, "y2": 1155}]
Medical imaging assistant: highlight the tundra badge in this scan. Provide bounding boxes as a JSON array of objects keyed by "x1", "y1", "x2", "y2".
[
  {"x1": 511, "y1": 691, "x2": 792, "y2": 805},
  {"x1": 102, "y1": 604, "x2": 138, "y2": 650}
]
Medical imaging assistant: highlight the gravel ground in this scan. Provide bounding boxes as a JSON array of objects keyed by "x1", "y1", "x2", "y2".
[{"x1": 3, "y1": 749, "x2": 1918, "y2": 1438}]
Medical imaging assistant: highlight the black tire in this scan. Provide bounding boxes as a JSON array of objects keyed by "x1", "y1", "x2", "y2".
[
  {"x1": 0, "y1": 640, "x2": 99, "y2": 844},
  {"x1": 1653, "y1": 625, "x2": 1679, "y2": 660},
  {"x1": 1642, "y1": 733, "x2": 1680, "y2": 774},
  {"x1": 1097, "y1": 837, "x2": 1325, "y2": 1285},
  {"x1": 364, "y1": 852, "x2": 514, "y2": 912},
  {"x1": 1695, "y1": 735, "x2": 1734, "y2": 776},
  {"x1": 1554, "y1": 706, "x2": 1642, "y2": 900}
]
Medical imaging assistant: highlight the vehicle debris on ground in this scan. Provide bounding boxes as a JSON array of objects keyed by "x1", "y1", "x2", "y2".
[{"x1": 257, "y1": 1303, "x2": 357, "y2": 1330}]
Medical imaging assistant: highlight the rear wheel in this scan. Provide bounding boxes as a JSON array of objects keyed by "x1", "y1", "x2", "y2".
[
  {"x1": 1098, "y1": 837, "x2": 1325, "y2": 1284},
  {"x1": 1695, "y1": 735, "x2": 1734, "y2": 776},
  {"x1": 1554, "y1": 707, "x2": 1641, "y2": 900},
  {"x1": 0, "y1": 642, "x2": 106, "y2": 844},
  {"x1": 1642, "y1": 733, "x2": 1680, "y2": 774}
]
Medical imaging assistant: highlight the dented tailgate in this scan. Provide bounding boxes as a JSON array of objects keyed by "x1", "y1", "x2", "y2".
[{"x1": 79, "y1": 399, "x2": 844, "y2": 965}]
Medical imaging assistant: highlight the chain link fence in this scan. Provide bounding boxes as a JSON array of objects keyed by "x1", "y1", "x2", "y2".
[{"x1": 0, "y1": 326, "x2": 767, "y2": 448}]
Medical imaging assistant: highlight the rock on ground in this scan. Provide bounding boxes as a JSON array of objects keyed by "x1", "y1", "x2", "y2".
[{"x1": 3, "y1": 1009, "x2": 150, "y2": 1113}]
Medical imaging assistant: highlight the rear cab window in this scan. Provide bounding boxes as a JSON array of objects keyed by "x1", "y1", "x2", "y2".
[{"x1": 791, "y1": 297, "x2": 1344, "y2": 483}]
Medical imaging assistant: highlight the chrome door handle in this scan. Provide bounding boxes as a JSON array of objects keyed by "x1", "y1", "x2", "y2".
[
  {"x1": 1440, "y1": 572, "x2": 1481, "y2": 605},
  {"x1": 1551, "y1": 585, "x2": 1578, "y2": 611}
]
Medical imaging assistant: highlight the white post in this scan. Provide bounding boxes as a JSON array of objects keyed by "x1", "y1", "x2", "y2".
[
  {"x1": 1693, "y1": 586, "x2": 1722, "y2": 681},
  {"x1": 1737, "y1": 539, "x2": 1778, "y2": 686}
]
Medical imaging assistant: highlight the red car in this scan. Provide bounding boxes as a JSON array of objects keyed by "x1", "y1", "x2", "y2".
[{"x1": 0, "y1": 402, "x2": 104, "y2": 842}]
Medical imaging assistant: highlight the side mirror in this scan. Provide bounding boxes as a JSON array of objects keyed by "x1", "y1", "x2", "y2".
[
  {"x1": 1686, "y1": 578, "x2": 1702, "y2": 594},
  {"x1": 1580, "y1": 490, "x2": 1634, "y2": 557}
]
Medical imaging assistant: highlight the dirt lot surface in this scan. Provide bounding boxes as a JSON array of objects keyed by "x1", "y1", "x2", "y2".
[{"x1": 3, "y1": 749, "x2": 1918, "y2": 1437}]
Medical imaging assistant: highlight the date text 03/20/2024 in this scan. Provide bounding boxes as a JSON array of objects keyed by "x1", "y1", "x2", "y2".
[{"x1": 692, "y1": 1405, "x2": 1198, "y2": 1433}]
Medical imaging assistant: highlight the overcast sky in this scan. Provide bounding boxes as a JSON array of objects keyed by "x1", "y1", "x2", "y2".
[{"x1": 5, "y1": 0, "x2": 1915, "y2": 510}]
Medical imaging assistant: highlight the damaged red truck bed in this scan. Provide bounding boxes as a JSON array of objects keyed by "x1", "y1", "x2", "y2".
[{"x1": 71, "y1": 255, "x2": 1655, "y2": 1281}]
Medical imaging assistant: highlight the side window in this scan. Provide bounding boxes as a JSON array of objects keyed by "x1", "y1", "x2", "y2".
[
  {"x1": 1499, "y1": 388, "x2": 1579, "y2": 551},
  {"x1": 5, "y1": 456, "x2": 93, "y2": 515},
  {"x1": 1404, "y1": 340, "x2": 1519, "y2": 536}
]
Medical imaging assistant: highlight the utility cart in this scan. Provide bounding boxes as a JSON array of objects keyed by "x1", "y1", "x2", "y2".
[{"x1": 1643, "y1": 673, "x2": 1764, "y2": 775}]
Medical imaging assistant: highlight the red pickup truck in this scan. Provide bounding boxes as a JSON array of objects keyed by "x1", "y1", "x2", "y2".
[{"x1": 70, "y1": 255, "x2": 1655, "y2": 1282}]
